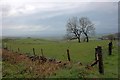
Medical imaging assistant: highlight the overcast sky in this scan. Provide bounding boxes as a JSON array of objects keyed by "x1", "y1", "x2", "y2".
[{"x1": 0, "y1": 0, "x2": 119, "y2": 37}]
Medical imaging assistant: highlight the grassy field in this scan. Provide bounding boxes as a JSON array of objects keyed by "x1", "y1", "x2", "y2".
[{"x1": 2, "y1": 38, "x2": 118, "y2": 78}]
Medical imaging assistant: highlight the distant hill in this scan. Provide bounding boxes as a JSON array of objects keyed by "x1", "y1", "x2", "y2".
[{"x1": 99, "y1": 33, "x2": 119, "y2": 40}]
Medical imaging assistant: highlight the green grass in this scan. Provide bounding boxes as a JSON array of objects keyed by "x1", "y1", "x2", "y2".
[
  {"x1": 2, "y1": 38, "x2": 118, "y2": 78},
  {"x1": 2, "y1": 62, "x2": 37, "y2": 78}
]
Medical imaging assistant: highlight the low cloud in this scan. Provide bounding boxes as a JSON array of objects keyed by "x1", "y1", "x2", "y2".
[{"x1": 3, "y1": 24, "x2": 50, "y2": 32}]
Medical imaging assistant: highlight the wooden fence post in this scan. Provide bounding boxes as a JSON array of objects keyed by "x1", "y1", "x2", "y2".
[
  {"x1": 6, "y1": 45, "x2": 8, "y2": 50},
  {"x1": 95, "y1": 48, "x2": 98, "y2": 61},
  {"x1": 41, "y1": 48, "x2": 44, "y2": 57},
  {"x1": 8, "y1": 46, "x2": 10, "y2": 51},
  {"x1": 2, "y1": 43, "x2": 4, "y2": 49},
  {"x1": 4, "y1": 43, "x2": 8, "y2": 50},
  {"x1": 33, "y1": 48, "x2": 35, "y2": 56},
  {"x1": 12, "y1": 49, "x2": 13, "y2": 52},
  {"x1": 90, "y1": 47, "x2": 99, "y2": 67},
  {"x1": 3, "y1": 43, "x2": 6, "y2": 49},
  {"x1": 10, "y1": 46, "x2": 11, "y2": 51},
  {"x1": 97, "y1": 46, "x2": 104, "y2": 74},
  {"x1": 67, "y1": 49, "x2": 70, "y2": 61},
  {"x1": 18, "y1": 48, "x2": 20, "y2": 52},
  {"x1": 108, "y1": 41, "x2": 112, "y2": 55}
]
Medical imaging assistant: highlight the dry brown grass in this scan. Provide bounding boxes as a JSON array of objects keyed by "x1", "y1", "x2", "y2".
[{"x1": 2, "y1": 49, "x2": 72, "y2": 77}]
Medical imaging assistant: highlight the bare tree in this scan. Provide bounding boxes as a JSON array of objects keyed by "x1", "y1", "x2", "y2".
[
  {"x1": 79, "y1": 17, "x2": 95, "y2": 42},
  {"x1": 66, "y1": 17, "x2": 82, "y2": 43},
  {"x1": 64, "y1": 33, "x2": 75, "y2": 40}
]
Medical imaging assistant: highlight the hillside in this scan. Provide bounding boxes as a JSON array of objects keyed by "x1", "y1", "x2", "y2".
[{"x1": 2, "y1": 38, "x2": 118, "y2": 78}]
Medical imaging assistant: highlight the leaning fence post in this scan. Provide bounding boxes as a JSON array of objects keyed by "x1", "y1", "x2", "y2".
[
  {"x1": 67, "y1": 49, "x2": 71, "y2": 61},
  {"x1": 41, "y1": 48, "x2": 44, "y2": 57},
  {"x1": 97, "y1": 46, "x2": 104, "y2": 74},
  {"x1": 108, "y1": 41, "x2": 112, "y2": 55},
  {"x1": 33, "y1": 48, "x2": 36, "y2": 56}
]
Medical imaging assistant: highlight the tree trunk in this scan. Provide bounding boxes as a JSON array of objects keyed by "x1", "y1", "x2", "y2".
[
  {"x1": 84, "y1": 33, "x2": 89, "y2": 42},
  {"x1": 86, "y1": 36, "x2": 89, "y2": 42},
  {"x1": 78, "y1": 37, "x2": 81, "y2": 43}
]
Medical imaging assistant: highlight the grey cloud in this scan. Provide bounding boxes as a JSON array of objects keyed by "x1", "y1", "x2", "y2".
[
  {"x1": 1, "y1": 5, "x2": 12, "y2": 17},
  {"x1": 2, "y1": 2, "x2": 118, "y2": 37}
]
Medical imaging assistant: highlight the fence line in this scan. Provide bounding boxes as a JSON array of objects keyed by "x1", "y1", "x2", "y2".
[{"x1": 2, "y1": 41, "x2": 114, "y2": 75}]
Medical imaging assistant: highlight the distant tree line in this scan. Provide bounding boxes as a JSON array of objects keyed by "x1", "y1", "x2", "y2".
[
  {"x1": 65, "y1": 17, "x2": 95, "y2": 43},
  {"x1": 100, "y1": 33, "x2": 119, "y2": 40}
]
